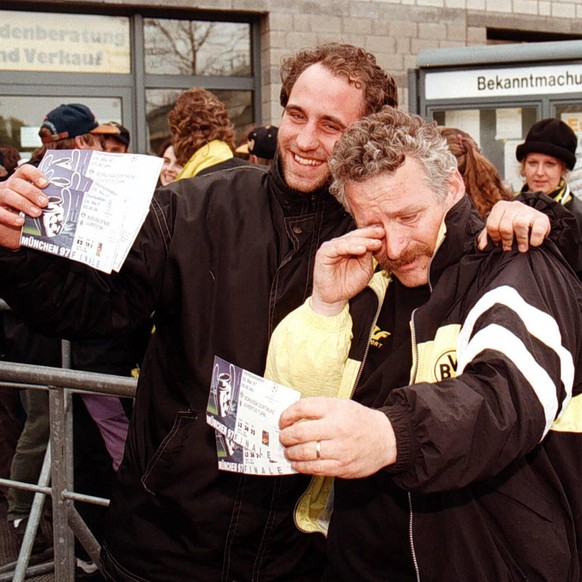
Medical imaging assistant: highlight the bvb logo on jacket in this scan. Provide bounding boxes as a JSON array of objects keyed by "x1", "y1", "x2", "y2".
[
  {"x1": 433, "y1": 349, "x2": 457, "y2": 381},
  {"x1": 415, "y1": 323, "x2": 461, "y2": 383}
]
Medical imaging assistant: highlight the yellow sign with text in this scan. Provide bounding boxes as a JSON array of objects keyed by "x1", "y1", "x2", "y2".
[{"x1": 0, "y1": 11, "x2": 130, "y2": 74}]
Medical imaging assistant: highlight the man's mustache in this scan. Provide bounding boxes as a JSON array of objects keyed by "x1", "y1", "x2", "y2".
[{"x1": 379, "y1": 242, "x2": 433, "y2": 271}]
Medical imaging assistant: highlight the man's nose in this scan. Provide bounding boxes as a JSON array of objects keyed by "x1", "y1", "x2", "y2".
[
  {"x1": 295, "y1": 123, "x2": 319, "y2": 150},
  {"x1": 384, "y1": 230, "x2": 408, "y2": 260}
]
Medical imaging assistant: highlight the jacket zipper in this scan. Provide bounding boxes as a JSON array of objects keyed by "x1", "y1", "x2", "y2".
[
  {"x1": 408, "y1": 309, "x2": 421, "y2": 582},
  {"x1": 293, "y1": 289, "x2": 384, "y2": 533},
  {"x1": 408, "y1": 492, "x2": 421, "y2": 582},
  {"x1": 351, "y1": 295, "x2": 384, "y2": 397}
]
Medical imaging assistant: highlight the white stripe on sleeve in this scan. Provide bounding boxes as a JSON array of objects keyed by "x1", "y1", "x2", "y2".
[
  {"x1": 457, "y1": 286, "x2": 574, "y2": 434},
  {"x1": 458, "y1": 324, "x2": 558, "y2": 437}
]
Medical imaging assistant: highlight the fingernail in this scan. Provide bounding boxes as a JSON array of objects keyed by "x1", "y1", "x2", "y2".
[
  {"x1": 30, "y1": 206, "x2": 42, "y2": 217},
  {"x1": 38, "y1": 178, "x2": 49, "y2": 188},
  {"x1": 37, "y1": 195, "x2": 48, "y2": 205}
]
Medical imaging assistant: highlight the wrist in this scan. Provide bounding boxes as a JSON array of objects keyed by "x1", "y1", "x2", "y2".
[{"x1": 309, "y1": 295, "x2": 348, "y2": 317}]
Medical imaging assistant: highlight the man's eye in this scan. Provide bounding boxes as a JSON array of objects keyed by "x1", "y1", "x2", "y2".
[
  {"x1": 287, "y1": 110, "x2": 304, "y2": 122},
  {"x1": 322, "y1": 123, "x2": 341, "y2": 133},
  {"x1": 400, "y1": 214, "x2": 418, "y2": 223}
]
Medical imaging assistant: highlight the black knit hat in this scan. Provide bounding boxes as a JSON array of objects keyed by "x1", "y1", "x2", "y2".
[{"x1": 516, "y1": 118, "x2": 577, "y2": 170}]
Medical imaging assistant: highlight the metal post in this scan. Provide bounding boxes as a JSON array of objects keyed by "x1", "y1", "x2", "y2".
[
  {"x1": 11, "y1": 442, "x2": 52, "y2": 582},
  {"x1": 49, "y1": 385, "x2": 75, "y2": 582},
  {"x1": 67, "y1": 505, "x2": 102, "y2": 566},
  {"x1": 0, "y1": 360, "x2": 136, "y2": 580}
]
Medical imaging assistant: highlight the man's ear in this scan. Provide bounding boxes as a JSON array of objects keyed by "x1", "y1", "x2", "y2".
[
  {"x1": 73, "y1": 135, "x2": 86, "y2": 149},
  {"x1": 449, "y1": 169, "x2": 465, "y2": 203}
]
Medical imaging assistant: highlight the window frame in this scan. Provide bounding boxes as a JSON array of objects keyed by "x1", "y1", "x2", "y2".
[{"x1": 0, "y1": 4, "x2": 262, "y2": 154}]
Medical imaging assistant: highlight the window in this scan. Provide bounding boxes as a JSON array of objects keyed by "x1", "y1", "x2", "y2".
[
  {"x1": 144, "y1": 19, "x2": 251, "y2": 77},
  {"x1": 0, "y1": 7, "x2": 260, "y2": 156},
  {"x1": 146, "y1": 89, "x2": 253, "y2": 155},
  {"x1": 142, "y1": 16, "x2": 255, "y2": 152}
]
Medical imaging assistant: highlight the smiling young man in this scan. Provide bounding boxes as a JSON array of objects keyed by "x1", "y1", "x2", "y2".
[
  {"x1": 277, "y1": 62, "x2": 365, "y2": 192},
  {"x1": 268, "y1": 108, "x2": 582, "y2": 581}
]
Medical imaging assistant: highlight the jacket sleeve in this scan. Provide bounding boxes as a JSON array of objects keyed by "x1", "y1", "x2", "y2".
[
  {"x1": 0, "y1": 191, "x2": 173, "y2": 339},
  {"x1": 265, "y1": 298, "x2": 353, "y2": 399},
  {"x1": 515, "y1": 190, "x2": 580, "y2": 273},
  {"x1": 383, "y1": 246, "x2": 582, "y2": 493}
]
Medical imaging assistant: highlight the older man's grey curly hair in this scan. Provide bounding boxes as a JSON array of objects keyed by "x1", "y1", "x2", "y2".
[{"x1": 329, "y1": 107, "x2": 457, "y2": 212}]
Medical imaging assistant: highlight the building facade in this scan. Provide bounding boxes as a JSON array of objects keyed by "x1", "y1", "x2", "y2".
[{"x1": 1, "y1": 0, "x2": 580, "y2": 170}]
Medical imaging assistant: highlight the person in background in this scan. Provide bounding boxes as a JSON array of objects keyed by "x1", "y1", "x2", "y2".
[
  {"x1": 167, "y1": 87, "x2": 248, "y2": 181},
  {"x1": 156, "y1": 138, "x2": 183, "y2": 186},
  {"x1": 233, "y1": 124, "x2": 252, "y2": 162},
  {"x1": 0, "y1": 44, "x2": 556, "y2": 582},
  {"x1": 235, "y1": 125, "x2": 279, "y2": 166},
  {"x1": 101, "y1": 122, "x2": 131, "y2": 153},
  {"x1": 268, "y1": 108, "x2": 582, "y2": 581},
  {"x1": 0, "y1": 308, "x2": 61, "y2": 556},
  {"x1": 4, "y1": 103, "x2": 148, "y2": 577},
  {"x1": 439, "y1": 126, "x2": 512, "y2": 218},
  {"x1": 3, "y1": 103, "x2": 120, "y2": 557},
  {"x1": 29, "y1": 103, "x2": 119, "y2": 165},
  {"x1": 0, "y1": 146, "x2": 21, "y2": 181},
  {"x1": 516, "y1": 117, "x2": 582, "y2": 278},
  {"x1": 63, "y1": 115, "x2": 137, "y2": 481}
]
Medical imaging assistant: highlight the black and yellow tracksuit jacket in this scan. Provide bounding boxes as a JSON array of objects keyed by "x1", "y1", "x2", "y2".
[{"x1": 267, "y1": 196, "x2": 582, "y2": 581}]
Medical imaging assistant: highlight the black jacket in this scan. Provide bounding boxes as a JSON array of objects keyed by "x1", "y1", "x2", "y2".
[
  {"x1": 518, "y1": 184, "x2": 582, "y2": 279},
  {"x1": 0, "y1": 159, "x2": 354, "y2": 581},
  {"x1": 331, "y1": 198, "x2": 582, "y2": 581}
]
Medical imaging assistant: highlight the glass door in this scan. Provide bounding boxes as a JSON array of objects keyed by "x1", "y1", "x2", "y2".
[
  {"x1": 0, "y1": 87, "x2": 133, "y2": 163},
  {"x1": 430, "y1": 105, "x2": 540, "y2": 193},
  {"x1": 553, "y1": 103, "x2": 582, "y2": 198}
]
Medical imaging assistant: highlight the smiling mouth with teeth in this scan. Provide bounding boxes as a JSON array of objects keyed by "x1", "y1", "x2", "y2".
[{"x1": 294, "y1": 153, "x2": 322, "y2": 166}]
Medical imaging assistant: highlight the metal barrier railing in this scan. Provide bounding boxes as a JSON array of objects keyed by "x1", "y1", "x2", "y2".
[{"x1": 0, "y1": 360, "x2": 137, "y2": 581}]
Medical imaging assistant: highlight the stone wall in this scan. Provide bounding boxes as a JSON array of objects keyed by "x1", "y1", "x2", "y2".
[{"x1": 18, "y1": 0, "x2": 582, "y2": 123}]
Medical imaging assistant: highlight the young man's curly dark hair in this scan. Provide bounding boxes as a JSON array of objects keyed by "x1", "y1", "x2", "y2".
[
  {"x1": 168, "y1": 88, "x2": 236, "y2": 166},
  {"x1": 279, "y1": 43, "x2": 398, "y2": 117}
]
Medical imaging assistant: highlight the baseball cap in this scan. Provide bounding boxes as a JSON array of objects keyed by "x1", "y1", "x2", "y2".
[
  {"x1": 236, "y1": 125, "x2": 278, "y2": 159},
  {"x1": 105, "y1": 121, "x2": 131, "y2": 147},
  {"x1": 39, "y1": 103, "x2": 120, "y2": 144}
]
